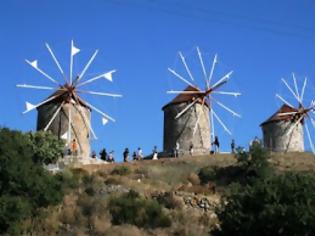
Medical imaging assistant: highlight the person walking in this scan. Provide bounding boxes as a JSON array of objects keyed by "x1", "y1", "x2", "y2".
[{"x1": 123, "y1": 148, "x2": 129, "y2": 162}]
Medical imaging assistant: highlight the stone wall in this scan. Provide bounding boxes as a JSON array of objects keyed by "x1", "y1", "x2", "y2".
[
  {"x1": 163, "y1": 102, "x2": 211, "y2": 155},
  {"x1": 261, "y1": 120, "x2": 304, "y2": 152},
  {"x1": 37, "y1": 102, "x2": 91, "y2": 158}
]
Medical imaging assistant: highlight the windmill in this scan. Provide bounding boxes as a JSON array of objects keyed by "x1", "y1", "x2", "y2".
[
  {"x1": 17, "y1": 40, "x2": 122, "y2": 158},
  {"x1": 261, "y1": 73, "x2": 315, "y2": 154},
  {"x1": 162, "y1": 47, "x2": 241, "y2": 155}
]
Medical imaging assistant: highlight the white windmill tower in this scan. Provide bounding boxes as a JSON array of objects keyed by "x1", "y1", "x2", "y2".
[
  {"x1": 17, "y1": 40, "x2": 122, "y2": 158},
  {"x1": 162, "y1": 47, "x2": 241, "y2": 155},
  {"x1": 261, "y1": 73, "x2": 315, "y2": 153}
]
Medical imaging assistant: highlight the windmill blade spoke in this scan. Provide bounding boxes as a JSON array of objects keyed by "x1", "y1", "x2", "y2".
[
  {"x1": 16, "y1": 84, "x2": 56, "y2": 90},
  {"x1": 83, "y1": 100, "x2": 115, "y2": 122},
  {"x1": 23, "y1": 94, "x2": 61, "y2": 114},
  {"x1": 68, "y1": 104, "x2": 72, "y2": 144},
  {"x1": 175, "y1": 98, "x2": 199, "y2": 119},
  {"x1": 77, "y1": 90, "x2": 123, "y2": 98},
  {"x1": 210, "y1": 109, "x2": 215, "y2": 142},
  {"x1": 212, "y1": 109, "x2": 232, "y2": 135},
  {"x1": 76, "y1": 50, "x2": 99, "y2": 84},
  {"x1": 25, "y1": 59, "x2": 59, "y2": 85},
  {"x1": 168, "y1": 68, "x2": 197, "y2": 88},
  {"x1": 178, "y1": 51, "x2": 195, "y2": 82},
  {"x1": 193, "y1": 98, "x2": 206, "y2": 136},
  {"x1": 69, "y1": 40, "x2": 80, "y2": 84},
  {"x1": 212, "y1": 91, "x2": 241, "y2": 97},
  {"x1": 275, "y1": 94, "x2": 294, "y2": 108},
  {"x1": 300, "y1": 77, "x2": 308, "y2": 103},
  {"x1": 281, "y1": 78, "x2": 300, "y2": 103},
  {"x1": 284, "y1": 115, "x2": 304, "y2": 137},
  {"x1": 44, "y1": 102, "x2": 64, "y2": 131},
  {"x1": 212, "y1": 98, "x2": 241, "y2": 118},
  {"x1": 292, "y1": 73, "x2": 301, "y2": 102},
  {"x1": 305, "y1": 122, "x2": 315, "y2": 154},
  {"x1": 45, "y1": 43, "x2": 67, "y2": 83},
  {"x1": 76, "y1": 70, "x2": 116, "y2": 87},
  {"x1": 211, "y1": 71, "x2": 233, "y2": 91},
  {"x1": 72, "y1": 101, "x2": 97, "y2": 140},
  {"x1": 167, "y1": 90, "x2": 205, "y2": 94},
  {"x1": 208, "y1": 54, "x2": 218, "y2": 86},
  {"x1": 196, "y1": 47, "x2": 209, "y2": 89},
  {"x1": 311, "y1": 118, "x2": 315, "y2": 129},
  {"x1": 277, "y1": 111, "x2": 298, "y2": 117}
]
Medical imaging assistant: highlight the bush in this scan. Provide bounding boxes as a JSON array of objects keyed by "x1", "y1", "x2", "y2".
[
  {"x1": 111, "y1": 166, "x2": 131, "y2": 176},
  {"x1": 198, "y1": 166, "x2": 216, "y2": 185},
  {"x1": 214, "y1": 172, "x2": 315, "y2": 236},
  {"x1": 109, "y1": 190, "x2": 171, "y2": 228}
]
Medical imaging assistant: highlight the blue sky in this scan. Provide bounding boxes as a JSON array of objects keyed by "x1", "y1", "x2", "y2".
[{"x1": 1, "y1": 0, "x2": 315, "y2": 161}]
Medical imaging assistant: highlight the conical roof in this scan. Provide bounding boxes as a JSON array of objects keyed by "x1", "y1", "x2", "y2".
[
  {"x1": 260, "y1": 104, "x2": 299, "y2": 126},
  {"x1": 37, "y1": 86, "x2": 90, "y2": 110}
]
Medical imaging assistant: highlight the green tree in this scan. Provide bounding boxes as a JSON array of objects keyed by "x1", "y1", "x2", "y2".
[
  {"x1": 214, "y1": 172, "x2": 315, "y2": 236},
  {"x1": 27, "y1": 130, "x2": 64, "y2": 164},
  {"x1": 0, "y1": 128, "x2": 64, "y2": 234}
]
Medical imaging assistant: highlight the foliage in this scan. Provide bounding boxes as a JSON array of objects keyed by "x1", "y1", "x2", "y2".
[
  {"x1": 109, "y1": 190, "x2": 171, "y2": 229},
  {"x1": 27, "y1": 130, "x2": 64, "y2": 165},
  {"x1": 198, "y1": 166, "x2": 217, "y2": 184},
  {"x1": 214, "y1": 172, "x2": 315, "y2": 236},
  {"x1": 111, "y1": 166, "x2": 131, "y2": 176},
  {"x1": 0, "y1": 128, "x2": 64, "y2": 235},
  {"x1": 236, "y1": 142, "x2": 272, "y2": 182}
]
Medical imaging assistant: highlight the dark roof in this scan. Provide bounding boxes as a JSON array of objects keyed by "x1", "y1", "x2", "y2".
[
  {"x1": 37, "y1": 87, "x2": 90, "y2": 110},
  {"x1": 260, "y1": 104, "x2": 299, "y2": 126},
  {"x1": 162, "y1": 86, "x2": 209, "y2": 110}
]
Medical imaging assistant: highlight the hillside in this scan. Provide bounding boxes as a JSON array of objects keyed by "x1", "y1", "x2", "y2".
[{"x1": 25, "y1": 151, "x2": 315, "y2": 236}]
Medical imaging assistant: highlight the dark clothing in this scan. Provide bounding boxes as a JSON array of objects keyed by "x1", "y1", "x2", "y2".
[
  {"x1": 123, "y1": 149, "x2": 129, "y2": 162},
  {"x1": 100, "y1": 149, "x2": 107, "y2": 161}
]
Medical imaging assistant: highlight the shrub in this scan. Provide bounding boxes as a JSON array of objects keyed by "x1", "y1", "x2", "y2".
[
  {"x1": 156, "y1": 192, "x2": 183, "y2": 209},
  {"x1": 109, "y1": 190, "x2": 171, "y2": 228},
  {"x1": 111, "y1": 166, "x2": 131, "y2": 176},
  {"x1": 198, "y1": 166, "x2": 216, "y2": 184},
  {"x1": 214, "y1": 172, "x2": 315, "y2": 236}
]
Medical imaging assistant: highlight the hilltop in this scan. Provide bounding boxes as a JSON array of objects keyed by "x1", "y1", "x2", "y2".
[{"x1": 25, "y1": 151, "x2": 315, "y2": 235}]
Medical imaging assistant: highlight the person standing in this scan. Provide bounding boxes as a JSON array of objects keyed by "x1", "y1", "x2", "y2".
[
  {"x1": 108, "y1": 151, "x2": 115, "y2": 163},
  {"x1": 132, "y1": 151, "x2": 137, "y2": 161},
  {"x1": 99, "y1": 148, "x2": 107, "y2": 161},
  {"x1": 189, "y1": 143, "x2": 194, "y2": 156},
  {"x1": 213, "y1": 136, "x2": 220, "y2": 153},
  {"x1": 231, "y1": 139, "x2": 236, "y2": 153},
  {"x1": 174, "y1": 141, "x2": 180, "y2": 158},
  {"x1": 71, "y1": 139, "x2": 78, "y2": 156},
  {"x1": 152, "y1": 146, "x2": 158, "y2": 160},
  {"x1": 137, "y1": 147, "x2": 143, "y2": 160},
  {"x1": 123, "y1": 148, "x2": 129, "y2": 162}
]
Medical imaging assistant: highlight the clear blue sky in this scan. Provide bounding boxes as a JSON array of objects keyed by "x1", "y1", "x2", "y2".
[{"x1": 1, "y1": 0, "x2": 315, "y2": 161}]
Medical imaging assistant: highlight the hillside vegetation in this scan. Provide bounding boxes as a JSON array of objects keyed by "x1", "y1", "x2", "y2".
[{"x1": 1, "y1": 127, "x2": 315, "y2": 235}]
